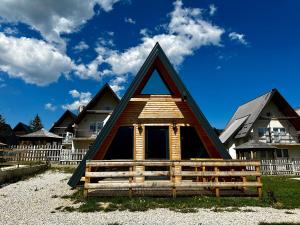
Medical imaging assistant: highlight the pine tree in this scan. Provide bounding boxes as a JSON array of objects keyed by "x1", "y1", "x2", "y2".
[
  {"x1": 0, "y1": 114, "x2": 5, "y2": 127},
  {"x1": 29, "y1": 114, "x2": 44, "y2": 132}
]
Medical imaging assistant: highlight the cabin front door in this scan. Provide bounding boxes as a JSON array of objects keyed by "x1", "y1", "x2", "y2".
[{"x1": 145, "y1": 126, "x2": 169, "y2": 159}]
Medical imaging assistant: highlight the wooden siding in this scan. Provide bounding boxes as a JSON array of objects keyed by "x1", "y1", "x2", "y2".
[{"x1": 92, "y1": 94, "x2": 221, "y2": 161}]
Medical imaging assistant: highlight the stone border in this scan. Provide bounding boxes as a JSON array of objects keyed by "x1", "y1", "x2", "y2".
[{"x1": 0, "y1": 164, "x2": 49, "y2": 185}]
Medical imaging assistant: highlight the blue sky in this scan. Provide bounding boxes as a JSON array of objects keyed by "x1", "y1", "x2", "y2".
[{"x1": 0, "y1": 0, "x2": 299, "y2": 130}]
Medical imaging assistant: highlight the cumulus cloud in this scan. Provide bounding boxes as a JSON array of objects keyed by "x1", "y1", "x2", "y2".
[
  {"x1": 3, "y1": 27, "x2": 18, "y2": 35},
  {"x1": 124, "y1": 17, "x2": 136, "y2": 24},
  {"x1": 229, "y1": 32, "x2": 248, "y2": 45},
  {"x1": 76, "y1": 0, "x2": 224, "y2": 92},
  {"x1": 62, "y1": 90, "x2": 92, "y2": 111},
  {"x1": 0, "y1": 0, "x2": 120, "y2": 50},
  {"x1": 0, "y1": 33, "x2": 73, "y2": 86},
  {"x1": 73, "y1": 41, "x2": 89, "y2": 52},
  {"x1": 45, "y1": 103, "x2": 57, "y2": 111}
]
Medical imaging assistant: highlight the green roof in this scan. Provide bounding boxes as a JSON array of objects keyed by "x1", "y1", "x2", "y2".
[{"x1": 68, "y1": 43, "x2": 231, "y2": 188}]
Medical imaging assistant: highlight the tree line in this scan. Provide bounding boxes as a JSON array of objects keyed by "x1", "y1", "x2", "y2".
[{"x1": 0, "y1": 114, "x2": 44, "y2": 132}]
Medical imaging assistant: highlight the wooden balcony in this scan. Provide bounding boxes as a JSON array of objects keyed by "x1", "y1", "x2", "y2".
[{"x1": 83, "y1": 159, "x2": 262, "y2": 198}]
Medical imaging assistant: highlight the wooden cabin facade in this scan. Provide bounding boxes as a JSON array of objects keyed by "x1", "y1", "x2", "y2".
[{"x1": 69, "y1": 43, "x2": 231, "y2": 188}]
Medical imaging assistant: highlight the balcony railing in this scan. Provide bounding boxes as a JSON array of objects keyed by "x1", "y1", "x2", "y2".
[{"x1": 255, "y1": 132, "x2": 299, "y2": 144}]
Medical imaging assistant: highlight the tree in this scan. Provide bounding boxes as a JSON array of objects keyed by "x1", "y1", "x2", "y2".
[
  {"x1": 29, "y1": 114, "x2": 43, "y2": 132},
  {"x1": 0, "y1": 114, "x2": 5, "y2": 127}
]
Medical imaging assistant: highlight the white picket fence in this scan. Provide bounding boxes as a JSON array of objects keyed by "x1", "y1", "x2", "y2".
[
  {"x1": 2, "y1": 145, "x2": 88, "y2": 165},
  {"x1": 260, "y1": 159, "x2": 300, "y2": 175}
]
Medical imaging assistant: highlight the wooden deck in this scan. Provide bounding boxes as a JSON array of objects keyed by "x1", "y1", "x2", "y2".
[{"x1": 83, "y1": 159, "x2": 262, "y2": 198}]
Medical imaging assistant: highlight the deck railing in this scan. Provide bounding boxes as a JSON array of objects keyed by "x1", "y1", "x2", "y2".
[{"x1": 84, "y1": 160, "x2": 262, "y2": 198}]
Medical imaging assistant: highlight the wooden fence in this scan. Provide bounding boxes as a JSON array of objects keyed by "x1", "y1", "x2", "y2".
[
  {"x1": 260, "y1": 159, "x2": 300, "y2": 175},
  {"x1": 84, "y1": 160, "x2": 262, "y2": 198},
  {"x1": 0, "y1": 145, "x2": 88, "y2": 165}
]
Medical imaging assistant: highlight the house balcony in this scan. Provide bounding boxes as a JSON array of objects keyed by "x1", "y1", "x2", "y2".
[
  {"x1": 254, "y1": 133, "x2": 299, "y2": 145},
  {"x1": 73, "y1": 129, "x2": 102, "y2": 140}
]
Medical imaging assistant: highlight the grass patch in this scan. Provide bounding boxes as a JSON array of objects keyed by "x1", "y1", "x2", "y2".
[
  {"x1": 48, "y1": 165, "x2": 76, "y2": 173},
  {"x1": 60, "y1": 176, "x2": 300, "y2": 212}
]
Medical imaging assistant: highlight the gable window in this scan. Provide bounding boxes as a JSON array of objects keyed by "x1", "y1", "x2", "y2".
[
  {"x1": 273, "y1": 128, "x2": 286, "y2": 135},
  {"x1": 258, "y1": 128, "x2": 269, "y2": 137},
  {"x1": 141, "y1": 69, "x2": 171, "y2": 95}
]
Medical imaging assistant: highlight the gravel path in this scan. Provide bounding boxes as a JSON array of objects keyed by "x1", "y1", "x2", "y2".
[{"x1": 1, "y1": 171, "x2": 300, "y2": 225}]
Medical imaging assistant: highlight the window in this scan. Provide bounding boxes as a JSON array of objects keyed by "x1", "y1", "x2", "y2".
[
  {"x1": 276, "y1": 149, "x2": 289, "y2": 158},
  {"x1": 276, "y1": 149, "x2": 282, "y2": 158},
  {"x1": 141, "y1": 69, "x2": 171, "y2": 95},
  {"x1": 273, "y1": 128, "x2": 286, "y2": 135},
  {"x1": 90, "y1": 122, "x2": 104, "y2": 134},
  {"x1": 258, "y1": 128, "x2": 269, "y2": 137}
]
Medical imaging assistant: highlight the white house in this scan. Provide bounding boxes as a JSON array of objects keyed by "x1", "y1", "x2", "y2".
[
  {"x1": 220, "y1": 89, "x2": 300, "y2": 160},
  {"x1": 67, "y1": 84, "x2": 120, "y2": 149}
]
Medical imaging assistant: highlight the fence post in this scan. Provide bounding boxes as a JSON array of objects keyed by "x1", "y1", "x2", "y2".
[
  {"x1": 256, "y1": 165, "x2": 262, "y2": 199},
  {"x1": 171, "y1": 162, "x2": 176, "y2": 198},
  {"x1": 291, "y1": 160, "x2": 295, "y2": 175},
  {"x1": 84, "y1": 163, "x2": 91, "y2": 199},
  {"x1": 214, "y1": 166, "x2": 220, "y2": 198},
  {"x1": 128, "y1": 166, "x2": 133, "y2": 197}
]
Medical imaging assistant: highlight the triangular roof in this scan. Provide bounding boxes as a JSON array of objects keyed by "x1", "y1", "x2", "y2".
[
  {"x1": 13, "y1": 122, "x2": 32, "y2": 133},
  {"x1": 49, "y1": 110, "x2": 76, "y2": 132},
  {"x1": 19, "y1": 128, "x2": 63, "y2": 139},
  {"x1": 68, "y1": 43, "x2": 231, "y2": 187},
  {"x1": 69, "y1": 83, "x2": 120, "y2": 130},
  {"x1": 220, "y1": 88, "x2": 300, "y2": 144}
]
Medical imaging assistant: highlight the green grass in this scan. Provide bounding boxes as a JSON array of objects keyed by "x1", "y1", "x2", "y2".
[
  {"x1": 48, "y1": 164, "x2": 76, "y2": 173},
  {"x1": 59, "y1": 176, "x2": 300, "y2": 213}
]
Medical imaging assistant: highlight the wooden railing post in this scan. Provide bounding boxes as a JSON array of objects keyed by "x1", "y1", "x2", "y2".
[
  {"x1": 256, "y1": 165, "x2": 262, "y2": 199},
  {"x1": 84, "y1": 163, "x2": 91, "y2": 198},
  {"x1": 129, "y1": 166, "x2": 133, "y2": 197},
  {"x1": 214, "y1": 166, "x2": 220, "y2": 198},
  {"x1": 241, "y1": 168, "x2": 247, "y2": 192},
  {"x1": 171, "y1": 162, "x2": 176, "y2": 198}
]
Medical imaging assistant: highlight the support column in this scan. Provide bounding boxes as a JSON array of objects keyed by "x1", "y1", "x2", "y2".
[{"x1": 134, "y1": 124, "x2": 145, "y2": 183}]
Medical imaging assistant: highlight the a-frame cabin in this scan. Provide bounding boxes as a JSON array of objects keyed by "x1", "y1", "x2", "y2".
[{"x1": 69, "y1": 43, "x2": 231, "y2": 187}]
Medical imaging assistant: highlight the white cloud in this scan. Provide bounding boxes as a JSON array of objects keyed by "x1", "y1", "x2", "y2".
[
  {"x1": 229, "y1": 32, "x2": 248, "y2": 45},
  {"x1": 3, "y1": 27, "x2": 18, "y2": 35},
  {"x1": 76, "y1": 0, "x2": 224, "y2": 92},
  {"x1": 62, "y1": 90, "x2": 92, "y2": 111},
  {"x1": 0, "y1": 33, "x2": 73, "y2": 86},
  {"x1": 209, "y1": 4, "x2": 217, "y2": 16},
  {"x1": 45, "y1": 103, "x2": 57, "y2": 111},
  {"x1": 109, "y1": 76, "x2": 126, "y2": 93},
  {"x1": 69, "y1": 89, "x2": 80, "y2": 98},
  {"x1": 73, "y1": 41, "x2": 89, "y2": 52},
  {"x1": 95, "y1": 0, "x2": 120, "y2": 12},
  {"x1": 124, "y1": 17, "x2": 136, "y2": 24},
  {"x1": 0, "y1": 0, "x2": 120, "y2": 50}
]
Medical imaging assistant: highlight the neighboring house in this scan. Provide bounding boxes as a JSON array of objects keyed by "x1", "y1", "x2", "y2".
[
  {"x1": 19, "y1": 128, "x2": 63, "y2": 145},
  {"x1": 220, "y1": 89, "x2": 300, "y2": 160},
  {"x1": 49, "y1": 110, "x2": 76, "y2": 147},
  {"x1": 68, "y1": 84, "x2": 120, "y2": 149},
  {"x1": 295, "y1": 107, "x2": 300, "y2": 116},
  {"x1": 13, "y1": 122, "x2": 32, "y2": 136},
  {"x1": 0, "y1": 123, "x2": 17, "y2": 145},
  {"x1": 69, "y1": 43, "x2": 230, "y2": 187}
]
